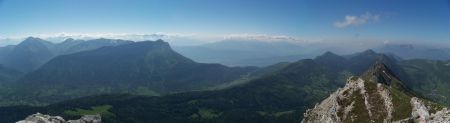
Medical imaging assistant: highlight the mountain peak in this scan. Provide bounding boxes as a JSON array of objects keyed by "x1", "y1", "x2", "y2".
[
  {"x1": 312, "y1": 51, "x2": 348, "y2": 72},
  {"x1": 303, "y1": 61, "x2": 449, "y2": 123},
  {"x1": 137, "y1": 40, "x2": 170, "y2": 48},
  {"x1": 15, "y1": 37, "x2": 54, "y2": 51},
  {"x1": 23, "y1": 37, "x2": 45, "y2": 42},
  {"x1": 362, "y1": 61, "x2": 397, "y2": 85},
  {"x1": 361, "y1": 49, "x2": 377, "y2": 55},
  {"x1": 20, "y1": 37, "x2": 54, "y2": 47},
  {"x1": 322, "y1": 51, "x2": 338, "y2": 56},
  {"x1": 154, "y1": 39, "x2": 170, "y2": 46},
  {"x1": 360, "y1": 61, "x2": 416, "y2": 96},
  {"x1": 315, "y1": 51, "x2": 341, "y2": 59},
  {"x1": 64, "y1": 38, "x2": 75, "y2": 42}
]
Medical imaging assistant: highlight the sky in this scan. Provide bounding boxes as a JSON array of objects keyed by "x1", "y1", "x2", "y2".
[{"x1": 0, "y1": 0, "x2": 449, "y2": 46}]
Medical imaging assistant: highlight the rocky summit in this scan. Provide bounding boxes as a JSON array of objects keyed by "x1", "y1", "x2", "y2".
[
  {"x1": 16, "y1": 113, "x2": 101, "y2": 123},
  {"x1": 302, "y1": 62, "x2": 450, "y2": 123}
]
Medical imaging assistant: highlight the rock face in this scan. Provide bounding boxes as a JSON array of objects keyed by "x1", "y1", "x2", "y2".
[
  {"x1": 66, "y1": 115, "x2": 101, "y2": 123},
  {"x1": 302, "y1": 62, "x2": 450, "y2": 123},
  {"x1": 16, "y1": 113, "x2": 101, "y2": 123}
]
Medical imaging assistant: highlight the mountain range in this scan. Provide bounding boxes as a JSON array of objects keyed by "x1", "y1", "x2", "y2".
[
  {"x1": 173, "y1": 40, "x2": 318, "y2": 67},
  {"x1": 0, "y1": 37, "x2": 132, "y2": 73},
  {"x1": 0, "y1": 38, "x2": 449, "y2": 123},
  {"x1": 3, "y1": 40, "x2": 257, "y2": 105},
  {"x1": 376, "y1": 44, "x2": 450, "y2": 60},
  {"x1": 174, "y1": 41, "x2": 450, "y2": 68},
  {"x1": 3, "y1": 49, "x2": 449, "y2": 123}
]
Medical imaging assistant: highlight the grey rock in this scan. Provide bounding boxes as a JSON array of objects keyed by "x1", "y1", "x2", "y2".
[
  {"x1": 16, "y1": 113, "x2": 101, "y2": 123},
  {"x1": 67, "y1": 115, "x2": 101, "y2": 123}
]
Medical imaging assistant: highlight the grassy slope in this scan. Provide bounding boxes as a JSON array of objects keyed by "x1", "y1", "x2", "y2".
[{"x1": 400, "y1": 59, "x2": 450, "y2": 106}]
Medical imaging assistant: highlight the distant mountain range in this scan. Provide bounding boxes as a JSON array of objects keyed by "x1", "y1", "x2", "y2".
[
  {"x1": 1, "y1": 38, "x2": 449, "y2": 71},
  {"x1": 0, "y1": 37, "x2": 132, "y2": 72},
  {"x1": 376, "y1": 44, "x2": 450, "y2": 60},
  {"x1": 4, "y1": 40, "x2": 257, "y2": 105},
  {"x1": 174, "y1": 40, "x2": 450, "y2": 67},
  {"x1": 173, "y1": 40, "x2": 320, "y2": 67}
]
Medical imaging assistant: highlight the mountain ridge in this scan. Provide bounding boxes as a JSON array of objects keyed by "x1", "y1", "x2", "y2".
[
  {"x1": 0, "y1": 37, "x2": 133, "y2": 72},
  {"x1": 8, "y1": 40, "x2": 257, "y2": 105},
  {"x1": 302, "y1": 62, "x2": 449, "y2": 123}
]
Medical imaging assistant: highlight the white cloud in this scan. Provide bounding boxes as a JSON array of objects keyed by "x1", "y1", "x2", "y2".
[
  {"x1": 335, "y1": 12, "x2": 380, "y2": 28},
  {"x1": 383, "y1": 40, "x2": 390, "y2": 45},
  {"x1": 222, "y1": 34, "x2": 306, "y2": 43}
]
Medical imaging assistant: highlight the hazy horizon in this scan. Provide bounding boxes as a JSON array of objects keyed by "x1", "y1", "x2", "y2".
[{"x1": 1, "y1": 0, "x2": 450, "y2": 48}]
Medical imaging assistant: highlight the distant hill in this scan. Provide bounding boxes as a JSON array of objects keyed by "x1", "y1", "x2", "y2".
[
  {"x1": 2, "y1": 37, "x2": 56, "y2": 72},
  {"x1": 175, "y1": 41, "x2": 450, "y2": 67},
  {"x1": 0, "y1": 37, "x2": 132, "y2": 72},
  {"x1": 376, "y1": 44, "x2": 450, "y2": 60},
  {"x1": 6, "y1": 40, "x2": 257, "y2": 105},
  {"x1": 173, "y1": 40, "x2": 319, "y2": 67}
]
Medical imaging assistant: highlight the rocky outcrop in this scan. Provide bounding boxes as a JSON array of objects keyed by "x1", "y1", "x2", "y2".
[
  {"x1": 66, "y1": 115, "x2": 101, "y2": 123},
  {"x1": 16, "y1": 113, "x2": 101, "y2": 123},
  {"x1": 16, "y1": 113, "x2": 65, "y2": 123},
  {"x1": 302, "y1": 62, "x2": 450, "y2": 123},
  {"x1": 408, "y1": 97, "x2": 450, "y2": 123}
]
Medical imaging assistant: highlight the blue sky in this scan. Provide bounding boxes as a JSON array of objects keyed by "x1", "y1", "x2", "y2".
[{"x1": 0, "y1": 0, "x2": 449, "y2": 45}]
